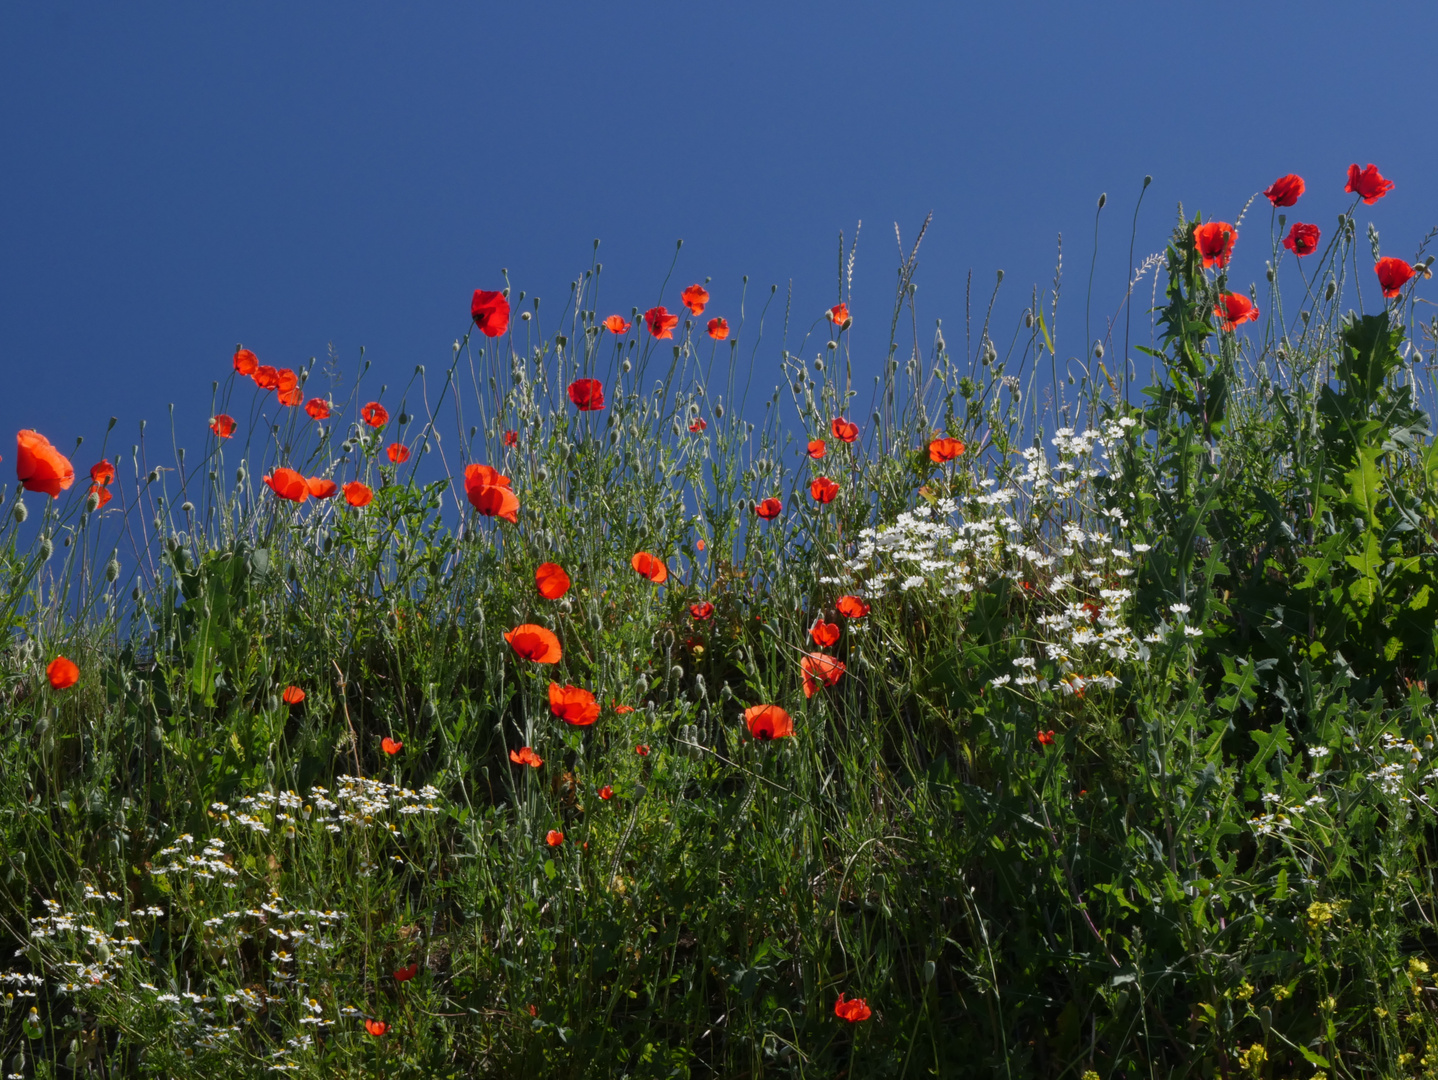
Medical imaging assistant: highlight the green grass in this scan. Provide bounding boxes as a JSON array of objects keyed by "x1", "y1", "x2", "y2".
[{"x1": 2, "y1": 198, "x2": 1438, "y2": 1079}]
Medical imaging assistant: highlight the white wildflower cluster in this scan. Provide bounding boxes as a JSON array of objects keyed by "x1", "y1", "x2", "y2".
[
  {"x1": 839, "y1": 418, "x2": 1148, "y2": 697},
  {"x1": 151, "y1": 836, "x2": 238, "y2": 885},
  {"x1": 25, "y1": 893, "x2": 152, "y2": 993},
  {"x1": 1366, "y1": 732, "x2": 1426, "y2": 801},
  {"x1": 1249, "y1": 791, "x2": 1328, "y2": 837},
  {"x1": 219, "y1": 777, "x2": 443, "y2": 839}
]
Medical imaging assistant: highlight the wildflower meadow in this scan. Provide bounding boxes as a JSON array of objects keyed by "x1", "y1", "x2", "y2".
[{"x1": 4, "y1": 164, "x2": 1438, "y2": 1078}]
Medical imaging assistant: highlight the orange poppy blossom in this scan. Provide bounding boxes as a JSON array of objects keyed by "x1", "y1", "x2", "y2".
[
  {"x1": 549, "y1": 682, "x2": 600, "y2": 726},
  {"x1": 1214, "y1": 292, "x2": 1259, "y2": 332},
  {"x1": 644, "y1": 306, "x2": 680, "y2": 339},
  {"x1": 263, "y1": 468, "x2": 309, "y2": 502},
  {"x1": 830, "y1": 417, "x2": 859, "y2": 443},
  {"x1": 810, "y1": 620, "x2": 840, "y2": 648},
  {"x1": 281, "y1": 685, "x2": 305, "y2": 705},
  {"x1": 744, "y1": 704, "x2": 794, "y2": 741},
  {"x1": 89, "y1": 461, "x2": 115, "y2": 486},
  {"x1": 253, "y1": 365, "x2": 280, "y2": 390},
  {"x1": 809, "y1": 476, "x2": 839, "y2": 504},
  {"x1": 613, "y1": 703, "x2": 636, "y2": 715},
  {"x1": 801, "y1": 652, "x2": 846, "y2": 698},
  {"x1": 690, "y1": 601, "x2": 714, "y2": 621},
  {"x1": 535, "y1": 562, "x2": 570, "y2": 599},
  {"x1": 364, "y1": 1019, "x2": 389, "y2": 1037},
  {"x1": 1282, "y1": 223, "x2": 1321, "y2": 257},
  {"x1": 393, "y1": 962, "x2": 420, "y2": 982},
  {"x1": 928, "y1": 437, "x2": 965, "y2": 463},
  {"x1": 631, "y1": 551, "x2": 669, "y2": 584},
  {"x1": 509, "y1": 746, "x2": 544, "y2": 768},
  {"x1": 304, "y1": 398, "x2": 331, "y2": 420},
  {"x1": 361, "y1": 402, "x2": 389, "y2": 428},
  {"x1": 545, "y1": 829, "x2": 565, "y2": 847},
  {"x1": 274, "y1": 367, "x2": 298, "y2": 395},
  {"x1": 502, "y1": 429, "x2": 519, "y2": 447},
  {"x1": 233, "y1": 348, "x2": 259, "y2": 376},
  {"x1": 1036, "y1": 729, "x2": 1056, "y2": 747},
  {"x1": 689, "y1": 418, "x2": 708, "y2": 433},
  {"x1": 277, "y1": 386, "x2": 303, "y2": 406},
  {"x1": 706, "y1": 317, "x2": 729, "y2": 340},
  {"x1": 16, "y1": 430, "x2": 75, "y2": 498},
  {"x1": 834, "y1": 993, "x2": 871, "y2": 1022},
  {"x1": 1264, "y1": 173, "x2": 1305, "y2": 207},
  {"x1": 471, "y1": 289, "x2": 511, "y2": 337},
  {"x1": 827, "y1": 303, "x2": 852, "y2": 330},
  {"x1": 88, "y1": 484, "x2": 112, "y2": 509},
  {"x1": 305, "y1": 477, "x2": 338, "y2": 499},
  {"x1": 1346, "y1": 162, "x2": 1394, "y2": 204},
  {"x1": 381, "y1": 736, "x2": 403, "y2": 755},
  {"x1": 835, "y1": 595, "x2": 871, "y2": 619},
  {"x1": 464, "y1": 463, "x2": 519, "y2": 523},
  {"x1": 598, "y1": 785, "x2": 613, "y2": 800},
  {"x1": 681, "y1": 284, "x2": 709, "y2": 316},
  {"x1": 807, "y1": 439, "x2": 826, "y2": 459},
  {"x1": 567, "y1": 378, "x2": 605, "y2": 411},
  {"x1": 386, "y1": 443, "x2": 411, "y2": 464},
  {"x1": 1375, "y1": 256, "x2": 1416, "y2": 298},
  {"x1": 343, "y1": 481, "x2": 373, "y2": 507},
  {"x1": 634, "y1": 744, "x2": 650, "y2": 757},
  {"x1": 754, "y1": 497, "x2": 782, "y2": 520},
  {"x1": 1193, "y1": 221, "x2": 1237, "y2": 269},
  {"x1": 504, "y1": 623, "x2": 563, "y2": 664},
  {"x1": 603, "y1": 314, "x2": 631, "y2": 334},
  {"x1": 210, "y1": 414, "x2": 237, "y2": 439},
  {"x1": 47, "y1": 656, "x2": 80, "y2": 690}
]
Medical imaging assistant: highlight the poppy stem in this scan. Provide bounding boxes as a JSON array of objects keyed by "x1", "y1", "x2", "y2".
[{"x1": 331, "y1": 658, "x2": 363, "y2": 778}]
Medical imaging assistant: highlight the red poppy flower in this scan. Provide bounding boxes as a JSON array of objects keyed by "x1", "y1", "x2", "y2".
[
  {"x1": 835, "y1": 595, "x2": 870, "y2": 619},
  {"x1": 689, "y1": 418, "x2": 708, "y2": 432},
  {"x1": 690, "y1": 601, "x2": 714, "y2": 621},
  {"x1": 16, "y1": 431, "x2": 75, "y2": 498},
  {"x1": 1282, "y1": 223, "x2": 1321, "y2": 257},
  {"x1": 928, "y1": 437, "x2": 965, "y2": 463},
  {"x1": 361, "y1": 402, "x2": 389, "y2": 428},
  {"x1": 744, "y1": 704, "x2": 794, "y2": 741},
  {"x1": 644, "y1": 306, "x2": 680, "y2": 339},
  {"x1": 753, "y1": 497, "x2": 783, "y2": 520},
  {"x1": 277, "y1": 387, "x2": 302, "y2": 407},
  {"x1": 1375, "y1": 256, "x2": 1416, "y2": 298},
  {"x1": 393, "y1": 963, "x2": 419, "y2": 982},
  {"x1": 510, "y1": 746, "x2": 544, "y2": 768},
  {"x1": 47, "y1": 656, "x2": 79, "y2": 690},
  {"x1": 304, "y1": 398, "x2": 331, "y2": 420},
  {"x1": 1263, "y1": 174, "x2": 1305, "y2": 207},
  {"x1": 364, "y1": 1019, "x2": 389, "y2": 1037},
  {"x1": 549, "y1": 682, "x2": 600, "y2": 726},
  {"x1": 464, "y1": 463, "x2": 519, "y2": 523},
  {"x1": 681, "y1": 284, "x2": 710, "y2": 316},
  {"x1": 274, "y1": 368, "x2": 298, "y2": 396},
  {"x1": 809, "y1": 476, "x2": 839, "y2": 504},
  {"x1": 1193, "y1": 221, "x2": 1237, "y2": 269},
  {"x1": 88, "y1": 483, "x2": 112, "y2": 509},
  {"x1": 282, "y1": 685, "x2": 305, "y2": 706},
  {"x1": 386, "y1": 443, "x2": 411, "y2": 464},
  {"x1": 567, "y1": 378, "x2": 606, "y2": 411},
  {"x1": 535, "y1": 562, "x2": 570, "y2": 599},
  {"x1": 343, "y1": 481, "x2": 373, "y2": 508},
  {"x1": 1346, "y1": 163, "x2": 1394, "y2": 204},
  {"x1": 603, "y1": 315, "x2": 631, "y2": 334},
  {"x1": 827, "y1": 303, "x2": 852, "y2": 330},
  {"x1": 834, "y1": 993, "x2": 871, "y2": 1023},
  {"x1": 631, "y1": 551, "x2": 669, "y2": 584},
  {"x1": 503, "y1": 430, "x2": 519, "y2": 447},
  {"x1": 471, "y1": 289, "x2": 511, "y2": 337},
  {"x1": 696, "y1": 538, "x2": 706, "y2": 551},
  {"x1": 504, "y1": 624, "x2": 563, "y2": 664},
  {"x1": 89, "y1": 461, "x2": 115, "y2": 486},
  {"x1": 306, "y1": 477, "x2": 338, "y2": 499},
  {"x1": 598, "y1": 785, "x2": 613, "y2": 800},
  {"x1": 830, "y1": 417, "x2": 859, "y2": 443},
  {"x1": 233, "y1": 348, "x2": 259, "y2": 376},
  {"x1": 263, "y1": 468, "x2": 309, "y2": 503},
  {"x1": 1036, "y1": 729, "x2": 1055, "y2": 747},
  {"x1": 801, "y1": 653, "x2": 846, "y2": 698},
  {"x1": 382, "y1": 736, "x2": 403, "y2": 755},
  {"x1": 707, "y1": 317, "x2": 729, "y2": 340},
  {"x1": 546, "y1": 829, "x2": 565, "y2": 847},
  {"x1": 613, "y1": 704, "x2": 635, "y2": 715},
  {"x1": 810, "y1": 620, "x2": 840, "y2": 648},
  {"x1": 807, "y1": 439, "x2": 826, "y2": 459},
  {"x1": 210, "y1": 414, "x2": 237, "y2": 439},
  {"x1": 1214, "y1": 292, "x2": 1259, "y2": 331},
  {"x1": 634, "y1": 744, "x2": 650, "y2": 757},
  {"x1": 253, "y1": 365, "x2": 280, "y2": 390}
]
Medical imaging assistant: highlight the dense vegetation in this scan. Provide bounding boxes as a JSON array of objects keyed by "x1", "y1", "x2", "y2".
[{"x1": 3, "y1": 172, "x2": 1438, "y2": 1078}]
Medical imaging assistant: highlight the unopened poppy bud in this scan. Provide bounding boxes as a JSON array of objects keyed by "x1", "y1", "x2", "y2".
[
  {"x1": 720, "y1": 682, "x2": 733, "y2": 700},
  {"x1": 694, "y1": 674, "x2": 706, "y2": 696},
  {"x1": 62, "y1": 536, "x2": 71, "y2": 548},
  {"x1": 1093, "y1": 342, "x2": 1104, "y2": 359},
  {"x1": 609, "y1": 429, "x2": 621, "y2": 445},
  {"x1": 1325, "y1": 280, "x2": 1337, "y2": 301},
  {"x1": 558, "y1": 597, "x2": 573, "y2": 614},
  {"x1": 1300, "y1": 310, "x2": 1311, "y2": 323},
  {"x1": 814, "y1": 358, "x2": 825, "y2": 371},
  {"x1": 714, "y1": 403, "x2": 724, "y2": 419},
  {"x1": 671, "y1": 421, "x2": 681, "y2": 437},
  {"x1": 398, "y1": 413, "x2": 410, "y2": 425},
  {"x1": 636, "y1": 675, "x2": 649, "y2": 694},
  {"x1": 537, "y1": 466, "x2": 550, "y2": 482},
  {"x1": 662, "y1": 630, "x2": 675, "y2": 649},
  {"x1": 132, "y1": 586, "x2": 142, "y2": 602},
  {"x1": 670, "y1": 665, "x2": 684, "y2": 682},
  {"x1": 148, "y1": 470, "x2": 160, "y2": 484},
  {"x1": 1097, "y1": 193, "x2": 1106, "y2": 209},
  {"x1": 621, "y1": 359, "x2": 632, "y2": 373},
  {"x1": 1024, "y1": 311, "x2": 1034, "y2": 327},
  {"x1": 236, "y1": 467, "x2": 246, "y2": 483},
  {"x1": 591, "y1": 612, "x2": 602, "y2": 631},
  {"x1": 105, "y1": 558, "x2": 120, "y2": 582},
  {"x1": 871, "y1": 411, "x2": 881, "y2": 427},
  {"x1": 181, "y1": 501, "x2": 194, "y2": 515},
  {"x1": 1067, "y1": 374, "x2": 1076, "y2": 385},
  {"x1": 825, "y1": 340, "x2": 836, "y2": 352},
  {"x1": 1265, "y1": 266, "x2": 1275, "y2": 282},
  {"x1": 38, "y1": 537, "x2": 53, "y2": 562},
  {"x1": 86, "y1": 492, "x2": 100, "y2": 513},
  {"x1": 520, "y1": 311, "x2": 531, "y2": 321}
]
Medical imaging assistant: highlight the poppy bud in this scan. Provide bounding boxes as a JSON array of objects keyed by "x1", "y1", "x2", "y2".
[
  {"x1": 670, "y1": 665, "x2": 684, "y2": 682},
  {"x1": 537, "y1": 467, "x2": 550, "y2": 482},
  {"x1": 1097, "y1": 193, "x2": 1106, "y2": 209},
  {"x1": 1024, "y1": 311, "x2": 1034, "y2": 328},
  {"x1": 590, "y1": 612, "x2": 602, "y2": 631},
  {"x1": 621, "y1": 359, "x2": 632, "y2": 373},
  {"x1": 398, "y1": 413, "x2": 410, "y2": 425},
  {"x1": 38, "y1": 537, "x2": 53, "y2": 562},
  {"x1": 609, "y1": 429, "x2": 621, "y2": 445},
  {"x1": 1325, "y1": 281, "x2": 1336, "y2": 301},
  {"x1": 236, "y1": 468, "x2": 246, "y2": 483},
  {"x1": 636, "y1": 675, "x2": 649, "y2": 694},
  {"x1": 132, "y1": 587, "x2": 142, "y2": 602},
  {"x1": 86, "y1": 492, "x2": 100, "y2": 513},
  {"x1": 814, "y1": 358, "x2": 825, "y2": 371},
  {"x1": 871, "y1": 412, "x2": 881, "y2": 427},
  {"x1": 1300, "y1": 310, "x2": 1311, "y2": 323},
  {"x1": 105, "y1": 558, "x2": 120, "y2": 582},
  {"x1": 182, "y1": 501, "x2": 194, "y2": 515},
  {"x1": 520, "y1": 311, "x2": 531, "y2": 321},
  {"x1": 1093, "y1": 342, "x2": 1104, "y2": 359},
  {"x1": 714, "y1": 403, "x2": 724, "y2": 419},
  {"x1": 62, "y1": 536, "x2": 71, "y2": 548},
  {"x1": 1266, "y1": 265, "x2": 1275, "y2": 282}
]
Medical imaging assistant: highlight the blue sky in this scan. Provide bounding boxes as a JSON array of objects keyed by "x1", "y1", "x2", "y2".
[{"x1": 3, "y1": 2, "x2": 1436, "y2": 460}]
